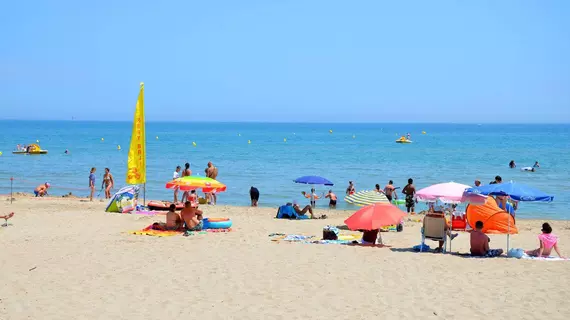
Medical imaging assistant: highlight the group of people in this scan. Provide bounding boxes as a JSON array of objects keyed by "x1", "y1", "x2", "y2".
[
  {"x1": 172, "y1": 161, "x2": 219, "y2": 205},
  {"x1": 509, "y1": 160, "x2": 540, "y2": 172},
  {"x1": 156, "y1": 201, "x2": 204, "y2": 231},
  {"x1": 87, "y1": 167, "x2": 114, "y2": 201}
]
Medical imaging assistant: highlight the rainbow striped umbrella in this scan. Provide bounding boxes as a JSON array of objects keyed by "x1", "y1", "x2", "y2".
[{"x1": 165, "y1": 176, "x2": 227, "y2": 192}]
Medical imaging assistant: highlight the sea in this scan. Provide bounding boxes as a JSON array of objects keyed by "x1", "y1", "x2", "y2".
[{"x1": 0, "y1": 121, "x2": 569, "y2": 219}]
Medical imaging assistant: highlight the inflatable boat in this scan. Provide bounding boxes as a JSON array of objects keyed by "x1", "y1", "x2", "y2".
[
  {"x1": 147, "y1": 200, "x2": 185, "y2": 211},
  {"x1": 12, "y1": 143, "x2": 48, "y2": 155},
  {"x1": 395, "y1": 137, "x2": 412, "y2": 144}
]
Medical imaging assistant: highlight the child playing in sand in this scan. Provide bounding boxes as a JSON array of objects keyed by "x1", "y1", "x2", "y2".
[{"x1": 526, "y1": 223, "x2": 564, "y2": 258}]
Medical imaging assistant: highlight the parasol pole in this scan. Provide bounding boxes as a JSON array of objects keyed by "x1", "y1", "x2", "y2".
[
  {"x1": 507, "y1": 195, "x2": 511, "y2": 253},
  {"x1": 143, "y1": 183, "x2": 146, "y2": 206},
  {"x1": 10, "y1": 177, "x2": 13, "y2": 204}
]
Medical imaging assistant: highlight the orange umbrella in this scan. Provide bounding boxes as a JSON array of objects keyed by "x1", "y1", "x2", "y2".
[{"x1": 344, "y1": 203, "x2": 407, "y2": 231}]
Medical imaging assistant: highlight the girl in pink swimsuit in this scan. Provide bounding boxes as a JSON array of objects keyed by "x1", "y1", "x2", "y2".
[{"x1": 526, "y1": 223, "x2": 564, "y2": 258}]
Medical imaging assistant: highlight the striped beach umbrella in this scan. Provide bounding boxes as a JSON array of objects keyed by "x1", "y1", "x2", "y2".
[{"x1": 344, "y1": 190, "x2": 389, "y2": 206}]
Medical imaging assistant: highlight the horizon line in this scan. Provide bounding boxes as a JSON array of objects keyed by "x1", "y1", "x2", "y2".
[{"x1": 1, "y1": 119, "x2": 569, "y2": 125}]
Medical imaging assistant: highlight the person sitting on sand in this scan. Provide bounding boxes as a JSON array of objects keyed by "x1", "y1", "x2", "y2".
[
  {"x1": 292, "y1": 203, "x2": 326, "y2": 219},
  {"x1": 181, "y1": 201, "x2": 203, "y2": 231},
  {"x1": 361, "y1": 229, "x2": 381, "y2": 245},
  {"x1": 427, "y1": 204, "x2": 458, "y2": 253},
  {"x1": 166, "y1": 204, "x2": 183, "y2": 230},
  {"x1": 470, "y1": 221, "x2": 503, "y2": 257},
  {"x1": 34, "y1": 183, "x2": 50, "y2": 197},
  {"x1": 325, "y1": 190, "x2": 337, "y2": 208},
  {"x1": 526, "y1": 223, "x2": 564, "y2": 258}
]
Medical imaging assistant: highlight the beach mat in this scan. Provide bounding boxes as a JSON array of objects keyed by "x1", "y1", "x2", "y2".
[
  {"x1": 130, "y1": 224, "x2": 183, "y2": 237},
  {"x1": 269, "y1": 233, "x2": 360, "y2": 244}
]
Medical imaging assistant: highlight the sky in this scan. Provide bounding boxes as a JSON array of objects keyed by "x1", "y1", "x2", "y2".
[{"x1": 0, "y1": 1, "x2": 569, "y2": 123}]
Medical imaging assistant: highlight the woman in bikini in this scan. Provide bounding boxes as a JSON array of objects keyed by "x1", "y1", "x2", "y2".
[
  {"x1": 102, "y1": 168, "x2": 114, "y2": 199},
  {"x1": 181, "y1": 163, "x2": 192, "y2": 203},
  {"x1": 526, "y1": 223, "x2": 564, "y2": 258}
]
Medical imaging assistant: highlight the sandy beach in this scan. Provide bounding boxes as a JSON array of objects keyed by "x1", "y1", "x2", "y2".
[{"x1": 1, "y1": 196, "x2": 570, "y2": 320}]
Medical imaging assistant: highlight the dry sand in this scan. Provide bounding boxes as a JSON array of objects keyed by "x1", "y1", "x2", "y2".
[{"x1": 1, "y1": 196, "x2": 570, "y2": 320}]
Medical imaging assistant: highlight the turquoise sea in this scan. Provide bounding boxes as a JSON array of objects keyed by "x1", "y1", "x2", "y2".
[{"x1": 0, "y1": 121, "x2": 568, "y2": 219}]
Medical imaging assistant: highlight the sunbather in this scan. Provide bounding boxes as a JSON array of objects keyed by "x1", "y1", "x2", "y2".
[
  {"x1": 526, "y1": 223, "x2": 564, "y2": 258},
  {"x1": 292, "y1": 203, "x2": 327, "y2": 219},
  {"x1": 165, "y1": 204, "x2": 183, "y2": 230},
  {"x1": 470, "y1": 221, "x2": 503, "y2": 257},
  {"x1": 181, "y1": 201, "x2": 203, "y2": 231}
]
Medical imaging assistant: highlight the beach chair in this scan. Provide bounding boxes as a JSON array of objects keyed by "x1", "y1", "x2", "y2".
[{"x1": 420, "y1": 215, "x2": 447, "y2": 253}]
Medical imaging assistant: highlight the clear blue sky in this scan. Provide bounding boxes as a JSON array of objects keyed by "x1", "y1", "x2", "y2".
[{"x1": 1, "y1": 1, "x2": 569, "y2": 123}]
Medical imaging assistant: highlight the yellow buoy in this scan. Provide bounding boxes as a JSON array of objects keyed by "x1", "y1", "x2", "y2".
[
  {"x1": 36, "y1": 139, "x2": 40, "y2": 143},
  {"x1": 352, "y1": 135, "x2": 356, "y2": 139},
  {"x1": 0, "y1": 151, "x2": 3, "y2": 156},
  {"x1": 192, "y1": 142, "x2": 197, "y2": 147},
  {"x1": 101, "y1": 138, "x2": 104, "y2": 141},
  {"x1": 284, "y1": 138, "x2": 287, "y2": 142},
  {"x1": 329, "y1": 129, "x2": 333, "y2": 134},
  {"x1": 422, "y1": 131, "x2": 426, "y2": 134},
  {"x1": 117, "y1": 145, "x2": 121, "y2": 150},
  {"x1": 248, "y1": 140, "x2": 251, "y2": 144},
  {"x1": 156, "y1": 136, "x2": 159, "y2": 139}
]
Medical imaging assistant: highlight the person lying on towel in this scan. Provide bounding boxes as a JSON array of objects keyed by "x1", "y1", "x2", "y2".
[{"x1": 470, "y1": 221, "x2": 503, "y2": 257}]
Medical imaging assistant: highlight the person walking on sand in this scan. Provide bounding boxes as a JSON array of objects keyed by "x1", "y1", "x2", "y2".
[
  {"x1": 402, "y1": 178, "x2": 417, "y2": 213},
  {"x1": 384, "y1": 180, "x2": 397, "y2": 203},
  {"x1": 102, "y1": 168, "x2": 114, "y2": 199},
  {"x1": 89, "y1": 167, "x2": 96, "y2": 201},
  {"x1": 173, "y1": 166, "x2": 181, "y2": 203}
]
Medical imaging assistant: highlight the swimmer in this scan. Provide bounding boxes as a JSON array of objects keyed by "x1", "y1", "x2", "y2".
[
  {"x1": 34, "y1": 183, "x2": 50, "y2": 197},
  {"x1": 509, "y1": 160, "x2": 516, "y2": 168},
  {"x1": 64, "y1": 149, "x2": 69, "y2": 154},
  {"x1": 375, "y1": 184, "x2": 382, "y2": 193},
  {"x1": 533, "y1": 161, "x2": 540, "y2": 168},
  {"x1": 325, "y1": 190, "x2": 337, "y2": 208},
  {"x1": 521, "y1": 167, "x2": 535, "y2": 172},
  {"x1": 474, "y1": 179, "x2": 481, "y2": 187},
  {"x1": 407, "y1": 132, "x2": 411, "y2": 140},
  {"x1": 346, "y1": 181, "x2": 355, "y2": 195}
]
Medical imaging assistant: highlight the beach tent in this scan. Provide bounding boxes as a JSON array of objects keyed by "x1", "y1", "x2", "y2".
[
  {"x1": 465, "y1": 196, "x2": 517, "y2": 234},
  {"x1": 105, "y1": 185, "x2": 140, "y2": 213}
]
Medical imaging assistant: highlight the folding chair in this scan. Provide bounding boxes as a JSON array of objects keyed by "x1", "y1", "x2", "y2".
[{"x1": 420, "y1": 214, "x2": 447, "y2": 253}]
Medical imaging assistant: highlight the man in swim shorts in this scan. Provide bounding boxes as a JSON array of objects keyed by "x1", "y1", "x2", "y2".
[
  {"x1": 383, "y1": 180, "x2": 397, "y2": 203},
  {"x1": 250, "y1": 186, "x2": 260, "y2": 207},
  {"x1": 470, "y1": 221, "x2": 503, "y2": 257},
  {"x1": 181, "y1": 201, "x2": 203, "y2": 231},
  {"x1": 34, "y1": 183, "x2": 50, "y2": 197},
  {"x1": 325, "y1": 190, "x2": 337, "y2": 208},
  {"x1": 402, "y1": 178, "x2": 416, "y2": 213}
]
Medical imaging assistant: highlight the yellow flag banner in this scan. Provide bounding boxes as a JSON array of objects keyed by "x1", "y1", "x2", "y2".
[{"x1": 126, "y1": 82, "x2": 146, "y2": 184}]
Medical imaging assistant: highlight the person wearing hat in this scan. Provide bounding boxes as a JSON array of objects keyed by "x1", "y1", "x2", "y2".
[{"x1": 34, "y1": 182, "x2": 50, "y2": 197}]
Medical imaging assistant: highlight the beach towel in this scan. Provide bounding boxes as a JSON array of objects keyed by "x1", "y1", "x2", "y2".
[
  {"x1": 130, "y1": 224, "x2": 183, "y2": 237},
  {"x1": 269, "y1": 233, "x2": 360, "y2": 245},
  {"x1": 508, "y1": 248, "x2": 568, "y2": 261},
  {"x1": 184, "y1": 228, "x2": 232, "y2": 236}
]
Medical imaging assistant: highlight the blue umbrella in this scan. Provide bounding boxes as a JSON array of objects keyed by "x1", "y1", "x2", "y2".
[
  {"x1": 293, "y1": 176, "x2": 334, "y2": 186},
  {"x1": 464, "y1": 182, "x2": 554, "y2": 202}
]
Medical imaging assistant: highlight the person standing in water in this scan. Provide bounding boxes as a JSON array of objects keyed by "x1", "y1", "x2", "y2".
[
  {"x1": 181, "y1": 163, "x2": 192, "y2": 203},
  {"x1": 325, "y1": 190, "x2": 337, "y2": 209},
  {"x1": 402, "y1": 178, "x2": 417, "y2": 213},
  {"x1": 102, "y1": 168, "x2": 114, "y2": 199},
  {"x1": 509, "y1": 160, "x2": 516, "y2": 168},
  {"x1": 206, "y1": 162, "x2": 219, "y2": 205},
  {"x1": 346, "y1": 181, "x2": 355, "y2": 195},
  {"x1": 89, "y1": 167, "x2": 96, "y2": 201},
  {"x1": 383, "y1": 180, "x2": 397, "y2": 203},
  {"x1": 250, "y1": 186, "x2": 260, "y2": 207},
  {"x1": 173, "y1": 166, "x2": 181, "y2": 203}
]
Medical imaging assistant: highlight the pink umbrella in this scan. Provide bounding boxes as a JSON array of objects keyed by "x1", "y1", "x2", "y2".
[{"x1": 416, "y1": 182, "x2": 486, "y2": 204}]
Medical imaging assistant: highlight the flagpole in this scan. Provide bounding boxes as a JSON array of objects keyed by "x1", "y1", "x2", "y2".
[{"x1": 144, "y1": 183, "x2": 146, "y2": 205}]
